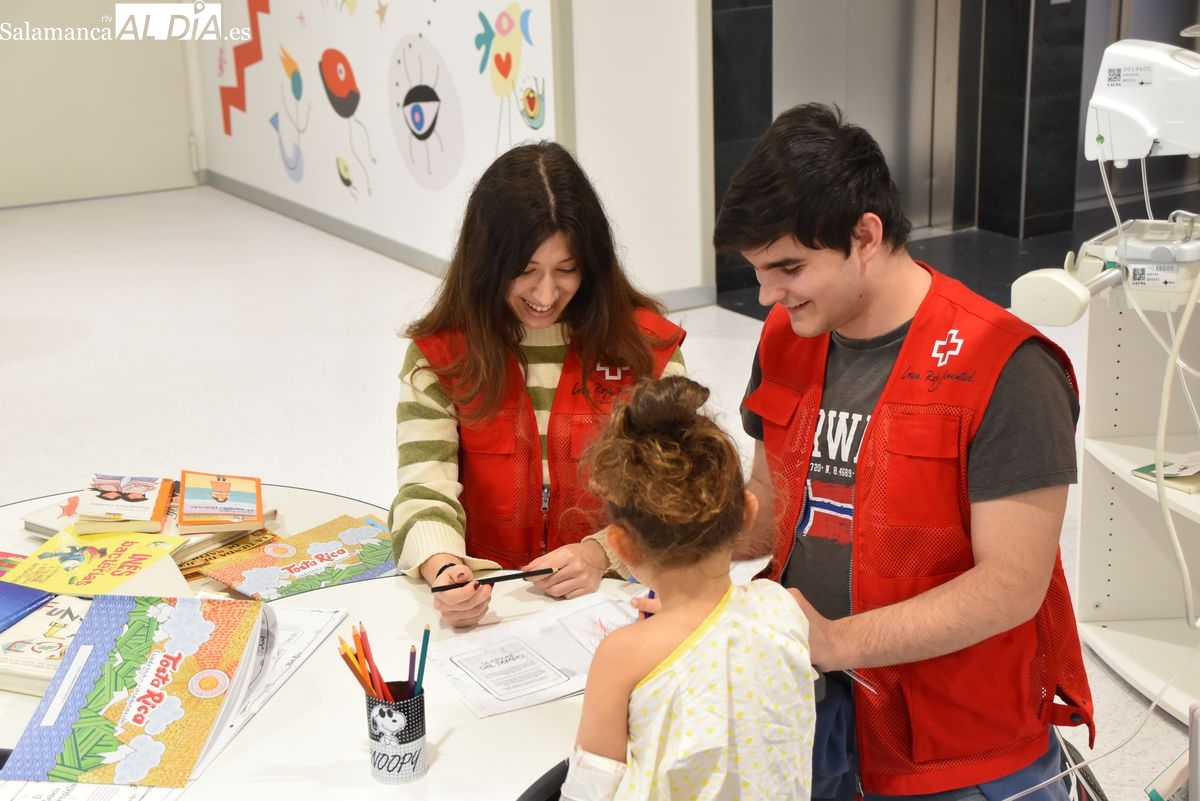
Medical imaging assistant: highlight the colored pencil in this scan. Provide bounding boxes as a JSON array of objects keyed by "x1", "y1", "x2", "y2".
[
  {"x1": 358, "y1": 623, "x2": 393, "y2": 702},
  {"x1": 351, "y1": 625, "x2": 366, "y2": 668},
  {"x1": 430, "y1": 567, "x2": 554, "y2": 593},
  {"x1": 644, "y1": 589, "x2": 656, "y2": 620},
  {"x1": 338, "y1": 635, "x2": 362, "y2": 671},
  {"x1": 414, "y1": 624, "x2": 431, "y2": 695},
  {"x1": 338, "y1": 643, "x2": 376, "y2": 697},
  {"x1": 406, "y1": 645, "x2": 417, "y2": 699}
]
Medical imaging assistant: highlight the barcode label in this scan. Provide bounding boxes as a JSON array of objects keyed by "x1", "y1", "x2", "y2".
[{"x1": 1130, "y1": 263, "x2": 1176, "y2": 287}]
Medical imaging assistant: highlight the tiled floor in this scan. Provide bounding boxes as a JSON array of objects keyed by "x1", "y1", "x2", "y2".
[{"x1": 0, "y1": 186, "x2": 1190, "y2": 798}]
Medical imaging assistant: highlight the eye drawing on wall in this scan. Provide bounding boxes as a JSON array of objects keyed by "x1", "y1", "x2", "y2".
[
  {"x1": 401, "y1": 52, "x2": 441, "y2": 169},
  {"x1": 270, "y1": 45, "x2": 309, "y2": 182},
  {"x1": 319, "y1": 48, "x2": 376, "y2": 197},
  {"x1": 390, "y1": 35, "x2": 464, "y2": 191},
  {"x1": 474, "y1": 3, "x2": 535, "y2": 152}
]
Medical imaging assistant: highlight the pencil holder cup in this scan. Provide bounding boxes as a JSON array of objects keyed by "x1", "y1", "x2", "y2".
[{"x1": 365, "y1": 682, "x2": 427, "y2": 784}]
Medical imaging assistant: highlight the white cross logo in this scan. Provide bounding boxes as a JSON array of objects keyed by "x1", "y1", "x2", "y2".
[
  {"x1": 931, "y1": 329, "x2": 964, "y2": 367},
  {"x1": 595, "y1": 363, "x2": 628, "y2": 381}
]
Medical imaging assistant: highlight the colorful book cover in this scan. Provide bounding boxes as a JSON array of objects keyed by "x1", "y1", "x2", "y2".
[
  {"x1": 198, "y1": 514, "x2": 395, "y2": 600},
  {"x1": 0, "y1": 594, "x2": 93, "y2": 696},
  {"x1": 176, "y1": 530, "x2": 277, "y2": 579},
  {"x1": 0, "y1": 595, "x2": 264, "y2": 788},
  {"x1": 0, "y1": 551, "x2": 54, "y2": 631},
  {"x1": 178, "y1": 471, "x2": 264, "y2": 532},
  {"x1": 0, "y1": 527, "x2": 187, "y2": 596},
  {"x1": 76, "y1": 475, "x2": 172, "y2": 523}
]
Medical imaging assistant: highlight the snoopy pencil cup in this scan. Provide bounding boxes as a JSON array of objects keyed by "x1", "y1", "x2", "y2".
[{"x1": 365, "y1": 682, "x2": 428, "y2": 784}]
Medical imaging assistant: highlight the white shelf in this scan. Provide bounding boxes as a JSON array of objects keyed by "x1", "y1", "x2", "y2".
[
  {"x1": 1079, "y1": 619, "x2": 1200, "y2": 724},
  {"x1": 1078, "y1": 290, "x2": 1200, "y2": 725},
  {"x1": 1085, "y1": 435, "x2": 1200, "y2": 525}
]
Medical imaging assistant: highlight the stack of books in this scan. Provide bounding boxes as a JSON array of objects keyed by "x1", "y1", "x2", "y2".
[
  {"x1": 18, "y1": 470, "x2": 276, "y2": 580},
  {"x1": 178, "y1": 470, "x2": 265, "y2": 533},
  {"x1": 74, "y1": 474, "x2": 175, "y2": 534}
]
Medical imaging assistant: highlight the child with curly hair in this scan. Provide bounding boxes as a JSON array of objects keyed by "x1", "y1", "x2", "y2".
[{"x1": 560, "y1": 376, "x2": 817, "y2": 801}]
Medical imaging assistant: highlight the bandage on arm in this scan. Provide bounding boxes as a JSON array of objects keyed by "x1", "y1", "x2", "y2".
[{"x1": 560, "y1": 746, "x2": 627, "y2": 801}]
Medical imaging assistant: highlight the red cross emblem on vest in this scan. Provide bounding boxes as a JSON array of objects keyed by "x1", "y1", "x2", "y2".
[
  {"x1": 595, "y1": 363, "x2": 628, "y2": 381},
  {"x1": 931, "y1": 329, "x2": 964, "y2": 367}
]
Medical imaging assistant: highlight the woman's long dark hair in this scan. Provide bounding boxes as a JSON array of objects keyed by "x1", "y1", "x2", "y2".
[{"x1": 407, "y1": 141, "x2": 672, "y2": 422}]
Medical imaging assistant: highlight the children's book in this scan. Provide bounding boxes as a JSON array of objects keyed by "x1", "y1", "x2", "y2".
[
  {"x1": 198, "y1": 514, "x2": 395, "y2": 600},
  {"x1": 0, "y1": 551, "x2": 54, "y2": 632},
  {"x1": 75, "y1": 475, "x2": 174, "y2": 533},
  {"x1": 176, "y1": 530, "x2": 277, "y2": 580},
  {"x1": 0, "y1": 595, "x2": 268, "y2": 788},
  {"x1": 177, "y1": 471, "x2": 264, "y2": 533},
  {"x1": 19, "y1": 493, "x2": 82, "y2": 538},
  {"x1": 1, "y1": 527, "x2": 189, "y2": 597},
  {"x1": 1131, "y1": 451, "x2": 1200, "y2": 494},
  {"x1": 0, "y1": 594, "x2": 93, "y2": 695}
]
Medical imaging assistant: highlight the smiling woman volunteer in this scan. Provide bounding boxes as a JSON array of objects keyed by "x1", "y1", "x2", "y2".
[{"x1": 389, "y1": 141, "x2": 686, "y2": 627}]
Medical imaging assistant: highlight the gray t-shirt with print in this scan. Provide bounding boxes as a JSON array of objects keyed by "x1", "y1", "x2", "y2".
[{"x1": 742, "y1": 322, "x2": 1079, "y2": 621}]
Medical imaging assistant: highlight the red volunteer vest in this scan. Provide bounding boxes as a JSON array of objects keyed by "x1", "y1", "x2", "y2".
[
  {"x1": 416, "y1": 309, "x2": 684, "y2": 568},
  {"x1": 743, "y1": 267, "x2": 1094, "y2": 795}
]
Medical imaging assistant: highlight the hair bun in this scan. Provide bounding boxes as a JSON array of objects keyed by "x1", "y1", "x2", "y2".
[{"x1": 621, "y1": 376, "x2": 709, "y2": 436}]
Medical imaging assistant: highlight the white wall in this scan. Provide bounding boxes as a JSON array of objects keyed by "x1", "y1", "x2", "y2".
[
  {"x1": 195, "y1": 1, "x2": 558, "y2": 273},
  {"x1": 570, "y1": 0, "x2": 715, "y2": 308},
  {"x1": 0, "y1": 0, "x2": 196, "y2": 208},
  {"x1": 0, "y1": 1, "x2": 717, "y2": 309}
]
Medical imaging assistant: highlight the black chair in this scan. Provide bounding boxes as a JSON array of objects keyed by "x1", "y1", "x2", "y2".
[{"x1": 515, "y1": 758, "x2": 568, "y2": 801}]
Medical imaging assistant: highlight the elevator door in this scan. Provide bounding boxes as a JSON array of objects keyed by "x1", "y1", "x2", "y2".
[{"x1": 773, "y1": 0, "x2": 957, "y2": 231}]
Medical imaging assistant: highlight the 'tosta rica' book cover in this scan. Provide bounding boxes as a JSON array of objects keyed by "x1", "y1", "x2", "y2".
[
  {"x1": 0, "y1": 595, "x2": 265, "y2": 788},
  {"x1": 199, "y1": 514, "x2": 394, "y2": 600}
]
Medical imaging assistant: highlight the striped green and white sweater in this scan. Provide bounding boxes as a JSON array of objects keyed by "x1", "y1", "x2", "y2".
[{"x1": 389, "y1": 322, "x2": 685, "y2": 577}]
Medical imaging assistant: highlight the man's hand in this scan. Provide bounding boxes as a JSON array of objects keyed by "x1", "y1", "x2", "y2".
[{"x1": 788, "y1": 586, "x2": 840, "y2": 670}]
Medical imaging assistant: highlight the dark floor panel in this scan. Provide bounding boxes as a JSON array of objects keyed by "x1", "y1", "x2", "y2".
[{"x1": 716, "y1": 188, "x2": 1200, "y2": 321}]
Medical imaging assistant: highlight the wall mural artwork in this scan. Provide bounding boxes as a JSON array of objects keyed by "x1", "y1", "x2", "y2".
[
  {"x1": 473, "y1": 3, "x2": 545, "y2": 152},
  {"x1": 203, "y1": 0, "x2": 556, "y2": 264},
  {"x1": 319, "y1": 48, "x2": 378, "y2": 199},
  {"x1": 219, "y1": 0, "x2": 270, "y2": 136},
  {"x1": 270, "y1": 46, "x2": 310, "y2": 182},
  {"x1": 390, "y1": 35, "x2": 464, "y2": 190}
]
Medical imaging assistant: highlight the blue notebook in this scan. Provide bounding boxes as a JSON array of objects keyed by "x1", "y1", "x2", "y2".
[{"x1": 0, "y1": 551, "x2": 54, "y2": 632}]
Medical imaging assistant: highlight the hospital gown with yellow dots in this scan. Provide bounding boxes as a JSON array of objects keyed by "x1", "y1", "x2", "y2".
[{"x1": 621, "y1": 580, "x2": 816, "y2": 801}]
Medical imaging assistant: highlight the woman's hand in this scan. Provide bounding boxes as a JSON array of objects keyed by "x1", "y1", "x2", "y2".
[
  {"x1": 422, "y1": 557, "x2": 493, "y2": 628},
  {"x1": 523, "y1": 540, "x2": 608, "y2": 599}
]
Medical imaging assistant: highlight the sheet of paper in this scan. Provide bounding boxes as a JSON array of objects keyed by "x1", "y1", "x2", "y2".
[
  {"x1": 1159, "y1": 450, "x2": 1200, "y2": 477},
  {"x1": 431, "y1": 591, "x2": 637, "y2": 717},
  {"x1": 0, "y1": 778, "x2": 182, "y2": 800},
  {"x1": 189, "y1": 606, "x2": 346, "y2": 779}
]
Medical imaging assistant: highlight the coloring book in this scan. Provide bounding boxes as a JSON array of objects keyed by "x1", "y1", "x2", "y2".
[
  {"x1": 0, "y1": 595, "x2": 266, "y2": 788},
  {"x1": 197, "y1": 514, "x2": 394, "y2": 600}
]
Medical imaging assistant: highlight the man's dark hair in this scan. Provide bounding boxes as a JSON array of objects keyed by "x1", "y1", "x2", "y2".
[{"x1": 713, "y1": 103, "x2": 912, "y2": 257}]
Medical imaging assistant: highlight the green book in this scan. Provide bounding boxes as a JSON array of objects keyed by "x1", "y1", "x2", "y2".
[{"x1": 1131, "y1": 460, "x2": 1200, "y2": 494}]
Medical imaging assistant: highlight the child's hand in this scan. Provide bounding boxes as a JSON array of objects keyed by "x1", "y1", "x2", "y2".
[{"x1": 630, "y1": 592, "x2": 661, "y2": 619}]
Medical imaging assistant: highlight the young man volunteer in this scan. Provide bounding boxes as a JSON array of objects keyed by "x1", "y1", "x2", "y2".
[{"x1": 715, "y1": 103, "x2": 1095, "y2": 800}]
